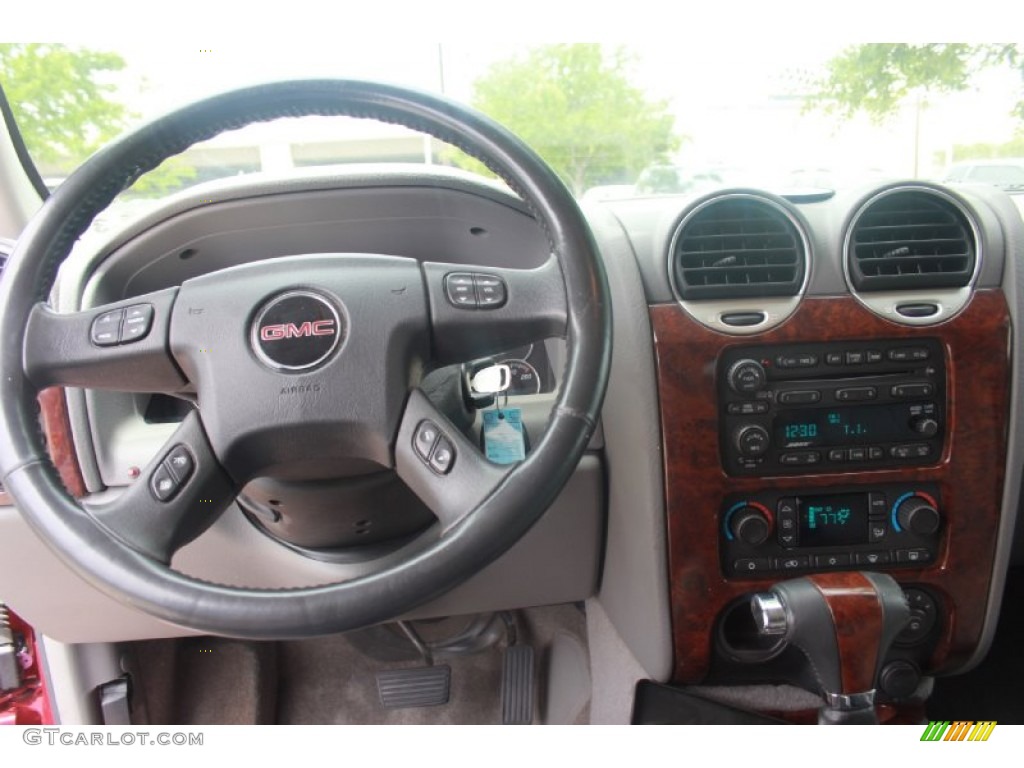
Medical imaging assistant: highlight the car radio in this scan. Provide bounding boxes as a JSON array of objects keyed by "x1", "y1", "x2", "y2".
[{"x1": 718, "y1": 339, "x2": 945, "y2": 476}]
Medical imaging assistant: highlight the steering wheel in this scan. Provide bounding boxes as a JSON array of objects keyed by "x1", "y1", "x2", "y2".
[{"x1": 0, "y1": 81, "x2": 611, "y2": 638}]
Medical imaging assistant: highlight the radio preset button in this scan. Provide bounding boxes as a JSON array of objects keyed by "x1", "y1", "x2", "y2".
[
  {"x1": 868, "y1": 446, "x2": 884, "y2": 460},
  {"x1": 845, "y1": 351, "x2": 864, "y2": 365},
  {"x1": 825, "y1": 352, "x2": 843, "y2": 365},
  {"x1": 778, "y1": 390, "x2": 821, "y2": 405},
  {"x1": 828, "y1": 448, "x2": 846, "y2": 462},
  {"x1": 847, "y1": 447, "x2": 866, "y2": 461},
  {"x1": 866, "y1": 350, "x2": 884, "y2": 363},
  {"x1": 835, "y1": 386, "x2": 877, "y2": 402},
  {"x1": 892, "y1": 383, "x2": 933, "y2": 398}
]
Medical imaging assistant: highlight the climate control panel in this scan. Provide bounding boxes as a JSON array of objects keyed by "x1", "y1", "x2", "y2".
[{"x1": 720, "y1": 483, "x2": 941, "y2": 577}]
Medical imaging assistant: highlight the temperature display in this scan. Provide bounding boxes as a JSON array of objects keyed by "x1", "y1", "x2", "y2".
[{"x1": 799, "y1": 493, "x2": 868, "y2": 546}]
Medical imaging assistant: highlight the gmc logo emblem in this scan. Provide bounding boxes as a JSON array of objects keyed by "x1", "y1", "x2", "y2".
[{"x1": 260, "y1": 320, "x2": 336, "y2": 341}]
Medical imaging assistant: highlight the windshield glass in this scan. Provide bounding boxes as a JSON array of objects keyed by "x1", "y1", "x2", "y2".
[{"x1": 2, "y1": 40, "x2": 1023, "y2": 233}]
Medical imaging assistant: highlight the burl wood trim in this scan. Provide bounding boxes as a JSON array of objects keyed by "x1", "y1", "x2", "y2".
[
  {"x1": 37, "y1": 386, "x2": 87, "y2": 498},
  {"x1": 807, "y1": 572, "x2": 884, "y2": 694},
  {"x1": 652, "y1": 291, "x2": 1010, "y2": 684}
]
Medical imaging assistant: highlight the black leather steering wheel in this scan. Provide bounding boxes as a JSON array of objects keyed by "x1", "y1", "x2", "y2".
[{"x1": 0, "y1": 81, "x2": 611, "y2": 638}]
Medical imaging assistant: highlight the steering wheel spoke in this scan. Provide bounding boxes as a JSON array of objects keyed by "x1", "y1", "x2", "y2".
[
  {"x1": 85, "y1": 411, "x2": 236, "y2": 563},
  {"x1": 423, "y1": 254, "x2": 568, "y2": 364},
  {"x1": 395, "y1": 389, "x2": 511, "y2": 532},
  {"x1": 24, "y1": 288, "x2": 186, "y2": 393}
]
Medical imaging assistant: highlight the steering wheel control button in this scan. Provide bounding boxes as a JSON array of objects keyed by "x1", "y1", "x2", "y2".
[
  {"x1": 414, "y1": 420, "x2": 441, "y2": 461},
  {"x1": 150, "y1": 465, "x2": 178, "y2": 502},
  {"x1": 166, "y1": 446, "x2": 195, "y2": 484},
  {"x1": 90, "y1": 310, "x2": 124, "y2": 346},
  {"x1": 121, "y1": 304, "x2": 154, "y2": 343},
  {"x1": 473, "y1": 273, "x2": 507, "y2": 308},
  {"x1": 251, "y1": 290, "x2": 342, "y2": 371},
  {"x1": 429, "y1": 436, "x2": 456, "y2": 475},
  {"x1": 445, "y1": 273, "x2": 478, "y2": 307}
]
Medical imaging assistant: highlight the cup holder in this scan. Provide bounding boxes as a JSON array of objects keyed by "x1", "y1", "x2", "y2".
[{"x1": 716, "y1": 596, "x2": 787, "y2": 664}]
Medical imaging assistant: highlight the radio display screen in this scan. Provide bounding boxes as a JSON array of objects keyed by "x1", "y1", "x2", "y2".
[
  {"x1": 799, "y1": 493, "x2": 868, "y2": 547},
  {"x1": 774, "y1": 403, "x2": 933, "y2": 448}
]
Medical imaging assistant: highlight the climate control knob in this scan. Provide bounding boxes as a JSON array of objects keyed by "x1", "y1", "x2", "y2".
[
  {"x1": 730, "y1": 506, "x2": 771, "y2": 546},
  {"x1": 735, "y1": 424, "x2": 770, "y2": 458},
  {"x1": 727, "y1": 359, "x2": 767, "y2": 396},
  {"x1": 896, "y1": 496, "x2": 941, "y2": 536}
]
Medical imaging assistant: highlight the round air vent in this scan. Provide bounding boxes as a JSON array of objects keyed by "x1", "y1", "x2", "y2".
[
  {"x1": 668, "y1": 193, "x2": 810, "y2": 334},
  {"x1": 844, "y1": 186, "x2": 980, "y2": 325}
]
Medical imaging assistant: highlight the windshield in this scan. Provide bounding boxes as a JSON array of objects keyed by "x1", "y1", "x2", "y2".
[{"x1": 2, "y1": 40, "x2": 1023, "y2": 231}]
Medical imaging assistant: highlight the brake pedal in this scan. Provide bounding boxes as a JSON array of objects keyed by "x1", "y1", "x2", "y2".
[
  {"x1": 376, "y1": 665, "x2": 451, "y2": 709},
  {"x1": 501, "y1": 644, "x2": 535, "y2": 724}
]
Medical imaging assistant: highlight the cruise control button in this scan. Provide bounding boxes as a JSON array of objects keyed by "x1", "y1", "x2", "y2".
[
  {"x1": 445, "y1": 273, "x2": 477, "y2": 308},
  {"x1": 166, "y1": 445, "x2": 194, "y2": 484},
  {"x1": 150, "y1": 464, "x2": 178, "y2": 502},
  {"x1": 121, "y1": 304, "x2": 154, "y2": 343},
  {"x1": 429, "y1": 436, "x2": 456, "y2": 474},
  {"x1": 90, "y1": 309, "x2": 124, "y2": 347},
  {"x1": 414, "y1": 420, "x2": 441, "y2": 460},
  {"x1": 473, "y1": 274, "x2": 507, "y2": 308}
]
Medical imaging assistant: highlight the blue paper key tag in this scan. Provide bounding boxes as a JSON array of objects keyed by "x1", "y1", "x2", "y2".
[{"x1": 482, "y1": 407, "x2": 526, "y2": 465}]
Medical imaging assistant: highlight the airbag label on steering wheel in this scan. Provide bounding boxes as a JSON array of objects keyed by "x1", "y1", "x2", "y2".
[{"x1": 483, "y1": 408, "x2": 526, "y2": 464}]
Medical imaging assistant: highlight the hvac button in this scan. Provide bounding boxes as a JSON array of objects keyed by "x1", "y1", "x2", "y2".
[
  {"x1": 733, "y1": 558, "x2": 770, "y2": 574},
  {"x1": 814, "y1": 553, "x2": 851, "y2": 568},
  {"x1": 775, "y1": 555, "x2": 810, "y2": 571},
  {"x1": 855, "y1": 551, "x2": 892, "y2": 566},
  {"x1": 897, "y1": 548, "x2": 933, "y2": 564}
]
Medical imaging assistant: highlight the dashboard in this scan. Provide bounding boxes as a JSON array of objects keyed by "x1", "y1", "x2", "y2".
[{"x1": 1, "y1": 167, "x2": 1023, "y2": 708}]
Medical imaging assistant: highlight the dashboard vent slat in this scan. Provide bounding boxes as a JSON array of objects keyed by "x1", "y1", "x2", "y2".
[
  {"x1": 672, "y1": 197, "x2": 806, "y2": 300},
  {"x1": 848, "y1": 190, "x2": 976, "y2": 291}
]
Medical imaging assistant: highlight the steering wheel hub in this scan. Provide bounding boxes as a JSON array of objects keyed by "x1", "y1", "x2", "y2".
[{"x1": 251, "y1": 289, "x2": 344, "y2": 372}]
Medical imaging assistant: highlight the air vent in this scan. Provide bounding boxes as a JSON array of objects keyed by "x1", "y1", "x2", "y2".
[
  {"x1": 847, "y1": 189, "x2": 976, "y2": 291},
  {"x1": 671, "y1": 196, "x2": 806, "y2": 300}
]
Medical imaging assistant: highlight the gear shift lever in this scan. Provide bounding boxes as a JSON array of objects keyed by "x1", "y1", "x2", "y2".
[{"x1": 750, "y1": 572, "x2": 910, "y2": 724}]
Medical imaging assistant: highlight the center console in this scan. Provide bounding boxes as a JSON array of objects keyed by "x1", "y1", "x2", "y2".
[{"x1": 650, "y1": 292, "x2": 1011, "y2": 688}]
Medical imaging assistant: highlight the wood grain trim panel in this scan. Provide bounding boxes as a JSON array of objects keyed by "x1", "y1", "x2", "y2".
[
  {"x1": 37, "y1": 386, "x2": 87, "y2": 498},
  {"x1": 651, "y1": 291, "x2": 1010, "y2": 684},
  {"x1": 807, "y1": 572, "x2": 884, "y2": 694}
]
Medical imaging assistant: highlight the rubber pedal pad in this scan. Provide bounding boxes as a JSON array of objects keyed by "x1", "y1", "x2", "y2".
[
  {"x1": 376, "y1": 664, "x2": 451, "y2": 709},
  {"x1": 501, "y1": 645, "x2": 535, "y2": 724}
]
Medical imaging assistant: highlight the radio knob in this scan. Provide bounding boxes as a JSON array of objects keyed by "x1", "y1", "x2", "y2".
[
  {"x1": 911, "y1": 417, "x2": 939, "y2": 437},
  {"x1": 896, "y1": 497, "x2": 941, "y2": 536},
  {"x1": 735, "y1": 425, "x2": 770, "y2": 458},
  {"x1": 731, "y1": 506, "x2": 771, "y2": 546},
  {"x1": 727, "y1": 359, "x2": 767, "y2": 396}
]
